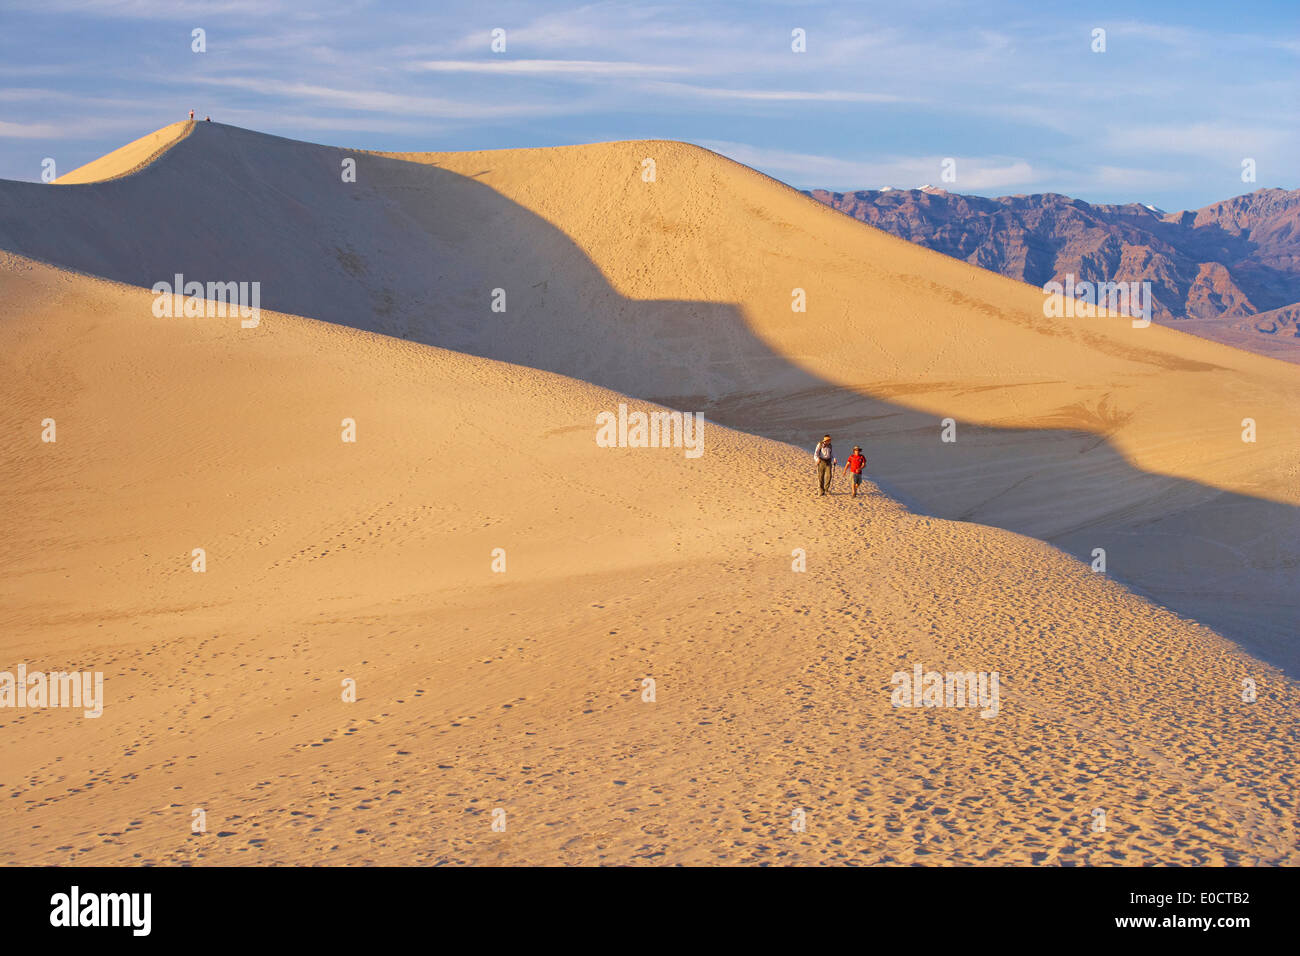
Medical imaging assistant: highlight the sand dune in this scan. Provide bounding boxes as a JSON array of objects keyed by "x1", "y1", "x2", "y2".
[
  {"x1": 1, "y1": 124, "x2": 1298, "y2": 865},
  {"x1": 1, "y1": 255, "x2": 1296, "y2": 865},
  {"x1": 1, "y1": 122, "x2": 1295, "y2": 674}
]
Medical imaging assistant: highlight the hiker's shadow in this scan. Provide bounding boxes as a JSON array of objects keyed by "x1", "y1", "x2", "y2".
[{"x1": 1, "y1": 122, "x2": 1296, "y2": 678}]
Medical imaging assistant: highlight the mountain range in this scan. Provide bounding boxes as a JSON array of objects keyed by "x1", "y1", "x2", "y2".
[{"x1": 806, "y1": 185, "x2": 1300, "y2": 358}]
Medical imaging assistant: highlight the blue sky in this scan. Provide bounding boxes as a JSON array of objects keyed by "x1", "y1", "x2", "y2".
[{"x1": 1, "y1": 0, "x2": 1296, "y2": 210}]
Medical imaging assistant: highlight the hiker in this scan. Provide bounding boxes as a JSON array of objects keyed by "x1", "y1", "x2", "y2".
[
  {"x1": 844, "y1": 445, "x2": 866, "y2": 497},
  {"x1": 813, "y1": 434, "x2": 836, "y2": 496},
  {"x1": 189, "y1": 109, "x2": 195, "y2": 121},
  {"x1": 204, "y1": 116, "x2": 211, "y2": 122}
]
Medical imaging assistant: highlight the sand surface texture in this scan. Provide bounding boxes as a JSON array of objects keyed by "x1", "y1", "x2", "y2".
[{"x1": 0, "y1": 125, "x2": 1296, "y2": 865}]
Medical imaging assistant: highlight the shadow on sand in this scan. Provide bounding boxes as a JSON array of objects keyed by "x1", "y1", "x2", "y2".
[{"x1": 1, "y1": 122, "x2": 1296, "y2": 677}]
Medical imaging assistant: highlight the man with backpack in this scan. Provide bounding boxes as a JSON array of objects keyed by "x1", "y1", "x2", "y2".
[{"x1": 813, "y1": 434, "x2": 836, "y2": 496}]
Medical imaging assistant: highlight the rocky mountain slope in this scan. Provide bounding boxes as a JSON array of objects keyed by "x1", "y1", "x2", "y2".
[{"x1": 807, "y1": 185, "x2": 1300, "y2": 350}]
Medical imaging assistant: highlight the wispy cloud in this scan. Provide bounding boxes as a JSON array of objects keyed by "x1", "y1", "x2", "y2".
[
  {"x1": 0, "y1": 116, "x2": 159, "y2": 139},
  {"x1": 214, "y1": 108, "x2": 442, "y2": 137},
  {"x1": 1108, "y1": 122, "x2": 1294, "y2": 159},
  {"x1": 446, "y1": 5, "x2": 713, "y2": 54},
  {"x1": 644, "y1": 81, "x2": 909, "y2": 104},
  {"x1": 185, "y1": 75, "x2": 570, "y2": 120},
  {"x1": 406, "y1": 59, "x2": 691, "y2": 76},
  {"x1": 0, "y1": 120, "x2": 67, "y2": 139},
  {"x1": 7, "y1": 0, "x2": 294, "y2": 17},
  {"x1": 700, "y1": 140, "x2": 1038, "y2": 191}
]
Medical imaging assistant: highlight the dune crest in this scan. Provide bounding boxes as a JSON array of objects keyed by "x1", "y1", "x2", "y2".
[{"x1": 54, "y1": 120, "x2": 194, "y2": 185}]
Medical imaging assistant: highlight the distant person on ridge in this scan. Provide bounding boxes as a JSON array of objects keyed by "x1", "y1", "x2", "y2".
[
  {"x1": 813, "y1": 434, "x2": 835, "y2": 496},
  {"x1": 844, "y1": 445, "x2": 866, "y2": 498},
  {"x1": 189, "y1": 109, "x2": 194, "y2": 121}
]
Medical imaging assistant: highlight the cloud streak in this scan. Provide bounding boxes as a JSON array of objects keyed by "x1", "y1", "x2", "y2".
[
  {"x1": 407, "y1": 59, "x2": 691, "y2": 76},
  {"x1": 0, "y1": 1, "x2": 1293, "y2": 207},
  {"x1": 699, "y1": 140, "x2": 1038, "y2": 192}
]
